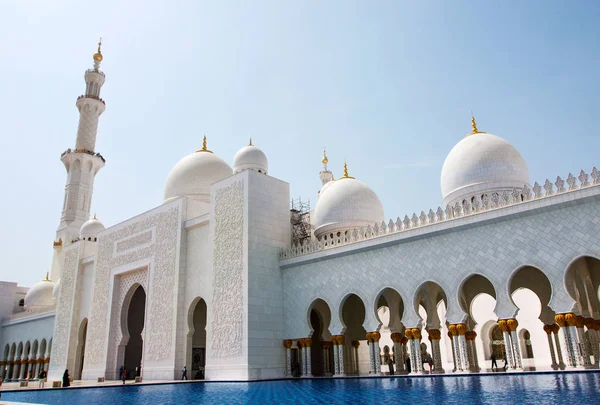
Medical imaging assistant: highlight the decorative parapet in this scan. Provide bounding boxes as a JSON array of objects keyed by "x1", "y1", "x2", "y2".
[
  {"x1": 281, "y1": 167, "x2": 600, "y2": 260},
  {"x1": 77, "y1": 94, "x2": 106, "y2": 105}
]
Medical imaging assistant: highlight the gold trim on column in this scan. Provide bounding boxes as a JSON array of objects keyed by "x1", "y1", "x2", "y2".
[
  {"x1": 507, "y1": 319, "x2": 519, "y2": 332},
  {"x1": 283, "y1": 340, "x2": 292, "y2": 349},
  {"x1": 390, "y1": 332, "x2": 403, "y2": 343}
]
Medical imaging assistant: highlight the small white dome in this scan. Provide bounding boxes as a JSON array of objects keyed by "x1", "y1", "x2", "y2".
[
  {"x1": 441, "y1": 131, "x2": 530, "y2": 207},
  {"x1": 233, "y1": 142, "x2": 268, "y2": 174},
  {"x1": 24, "y1": 279, "x2": 56, "y2": 309},
  {"x1": 313, "y1": 176, "x2": 384, "y2": 238},
  {"x1": 164, "y1": 141, "x2": 232, "y2": 202},
  {"x1": 80, "y1": 216, "x2": 105, "y2": 239},
  {"x1": 52, "y1": 278, "x2": 61, "y2": 300}
]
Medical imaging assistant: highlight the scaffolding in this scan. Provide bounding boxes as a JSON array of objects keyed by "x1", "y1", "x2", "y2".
[{"x1": 290, "y1": 197, "x2": 311, "y2": 245}]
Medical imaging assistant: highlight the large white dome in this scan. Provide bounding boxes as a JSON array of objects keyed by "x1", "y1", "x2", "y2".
[
  {"x1": 233, "y1": 141, "x2": 268, "y2": 174},
  {"x1": 164, "y1": 139, "x2": 232, "y2": 202},
  {"x1": 441, "y1": 131, "x2": 530, "y2": 207},
  {"x1": 313, "y1": 176, "x2": 384, "y2": 238},
  {"x1": 80, "y1": 216, "x2": 105, "y2": 240},
  {"x1": 24, "y1": 279, "x2": 56, "y2": 309}
]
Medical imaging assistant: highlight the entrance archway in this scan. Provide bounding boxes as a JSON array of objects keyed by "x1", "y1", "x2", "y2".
[
  {"x1": 74, "y1": 319, "x2": 88, "y2": 380},
  {"x1": 187, "y1": 298, "x2": 207, "y2": 380},
  {"x1": 490, "y1": 325, "x2": 505, "y2": 360},
  {"x1": 122, "y1": 286, "x2": 146, "y2": 379}
]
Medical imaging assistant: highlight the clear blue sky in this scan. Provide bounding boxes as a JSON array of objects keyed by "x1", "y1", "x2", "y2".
[{"x1": 1, "y1": 1, "x2": 599, "y2": 287}]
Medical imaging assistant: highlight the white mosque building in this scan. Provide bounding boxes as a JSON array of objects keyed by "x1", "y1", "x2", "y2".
[{"x1": 1, "y1": 44, "x2": 600, "y2": 384}]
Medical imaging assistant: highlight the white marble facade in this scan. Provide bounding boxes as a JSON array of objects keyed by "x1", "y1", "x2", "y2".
[{"x1": 2, "y1": 46, "x2": 600, "y2": 384}]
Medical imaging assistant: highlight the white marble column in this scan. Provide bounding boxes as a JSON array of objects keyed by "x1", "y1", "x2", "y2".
[
  {"x1": 428, "y1": 329, "x2": 444, "y2": 373},
  {"x1": 449, "y1": 325, "x2": 463, "y2": 371},
  {"x1": 410, "y1": 328, "x2": 424, "y2": 374},
  {"x1": 456, "y1": 324, "x2": 470, "y2": 371},
  {"x1": 543, "y1": 326, "x2": 558, "y2": 370},
  {"x1": 465, "y1": 331, "x2": 479, "y2": 372},
  {"x1": 299, "y1": 340, "x2": 307, "y2": 376},
  {"x1": 391, "y1": 333, "x2": 405, "y2": 374},
  {"x1": 448, "y1": 331, "x2": 457, "y2": 372},
  {"x1": 366, "y1": 333, "x2": 374, "y2": 374},
  {"x1": 507, "y1": 319, "x2": 523, "y2": 370},
  {"x1": 555, "y1": 314, "x2": 576, "y2": 368},
  {"x1": 585, "y1": 320, "x2": 599, "y2": 366},
  {"x1": 372, "y1": 332, "x2": 381, "y2": 374},
  {"x1": 305, "y1": 338, "x2": 312, "y2": 376},
  {"x1": 337, "y1": 336, "x2": 345, "y2": 376},
  {"x1": 352, "y1": 341, "x2": 360, "y2": 375},
  {"x1": 575, "y1": 317, "x2": 593, "y2": 368},
  {"x1": 498, "y1": 320, "x2": 515, "y2": 369},
  {"x1": 551, "y1": 326, "x2": 566, "y2": 369},
  {"x1": 332, "y1": 338, "x2": 340, "y2": 376}
]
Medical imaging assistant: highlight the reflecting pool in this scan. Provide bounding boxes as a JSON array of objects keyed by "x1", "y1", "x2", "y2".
[{"x1": 3, "y1": 372, "x2": 600, "y2": 405}]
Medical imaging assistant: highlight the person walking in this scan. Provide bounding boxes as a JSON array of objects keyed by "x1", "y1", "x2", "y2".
[
  {"x1": 503, "y1": 357, "x2": 508, "y2": 371},
  {"x1": 491, "y1": 353, "x2": 498, "y2": 372},
  {"x1": 62, "y1": 369, "x2": 70, "y2": 387},
  {"x1": 182, "y1": 365, "x2": 188, "y2": 380},
  {"x1": 38, "y1": 369, "x2": 47, "y2": 388},
  {"x1": 121, "y1": 367, "x2": 127, "y2": 384}
]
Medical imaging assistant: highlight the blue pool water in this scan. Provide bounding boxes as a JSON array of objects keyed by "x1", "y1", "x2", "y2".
[{"x1": 3, "y1": 373, "x2": 600, "y2": 405}]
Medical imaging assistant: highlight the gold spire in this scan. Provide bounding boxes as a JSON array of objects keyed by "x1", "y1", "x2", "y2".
[
  {"x1": 93, "y1": 213, "x2": 97, "y2": 220},
  {"x1": 249, "y1": 138, "x2": 253, "y2": 146},
  {"x1": 196, "y1": 135, "x2": 213, "y2": 153},
  {"x1": 342, "y1": 162, "x2": 354, "y2": 179},
  {"x1": 322, "y1": 147, "x2": 328, "y2": 165},
  {"x1": 44, "y1": 272, "x2": 50, "y2": 282},
  {"x1": 93, "y1": 37, "x2": 103, "y2": 62},
  {"x1": 468, "y1": 115, "x2": 486, "y2": 136}
]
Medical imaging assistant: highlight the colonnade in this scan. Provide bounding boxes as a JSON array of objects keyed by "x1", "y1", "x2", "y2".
[
  {"x1": 546, "y1": 313, "x2": 600, "y2": 370},
  {"x1": 1, "y1": 356, "x2": 50, "y2": 381},
  {"x1": 284, "y1": 313, "x2": 600, "y2": 377}
]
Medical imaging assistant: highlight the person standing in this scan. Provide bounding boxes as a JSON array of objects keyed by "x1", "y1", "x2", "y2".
[
  {"x1": 182, "y1": 365, "x2": 188, "y2": 380},
  {"x1": 38, "y1": 369, "x2": 47, "y2": 388},
  {"x1": 121, "y1": 367, "x2": 127, "y2": 384},
  {"x1": 491, "y1": 353, "x2": 498, "y2": 372},
  {"x1": 62, "y1": 369, "x2": 70, "y2": 387},
  {"x1": 0, "y1": 376, "x2": 3, "y2": 400}
]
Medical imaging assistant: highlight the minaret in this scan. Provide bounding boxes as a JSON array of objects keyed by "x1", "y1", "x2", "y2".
[
  {"x1": 56, "y1": 40, "x2": 107, "y2": 247},
  {"x1": 319, "y1": 147, "x2": 333, "y2": 187}
]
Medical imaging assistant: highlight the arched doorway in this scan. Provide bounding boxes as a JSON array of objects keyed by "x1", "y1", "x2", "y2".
[
  {"x1": 340, "y1": 293, "x2": 366, "y2": 375},
  {"x1": 307, "y1": 298, "x2": 332, "y2": 377},
  {"x1": 123, "y1": 286, "x2": 146, "y2": 379},
  {"x1": 2, "y1": 344, "x2": 9, "y2": 379},
  {"x1": 74, "y1": 319, "x2": 88, "y2": 380},
  {"x1": 188, "y1": 298, "x2": 207, "y2": 380},
  {"x1": 490, "y1": 325, "x2": 505, "y2": 360},
  {"x1": 509, "y1": 266, "x2": 552, "y2": 369},
  {"x1": 520, "y1": 329, "x2": 534, "y2": 359}
]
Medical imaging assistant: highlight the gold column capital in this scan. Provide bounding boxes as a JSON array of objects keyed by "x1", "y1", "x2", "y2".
[
  {"x1": 283, "y1": 340, "x2": 292, "y2": 349},
  {"x1": 507, "y1": 318, "x2": 519, "y2": 332},
  {"x1": 390, "y1": 332, "x2": 403, "y2": 343}
]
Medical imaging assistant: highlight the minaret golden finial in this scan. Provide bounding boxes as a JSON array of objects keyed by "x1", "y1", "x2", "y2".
[
  {"x1": 468, "y1": 115, "x2": 486, "y2": 136},
  {"x1": 249, "y1": 138, "x2": 253, "y2": 146},
  {"x1": 322, "y1": 147, "x2": 328, "y2": 165},
  {"x1": 196, "y1": 135, "x2": 213, "y2": 153},
  {"x1": 93, "y1": 37, "x2": 103, "y2": 62}
]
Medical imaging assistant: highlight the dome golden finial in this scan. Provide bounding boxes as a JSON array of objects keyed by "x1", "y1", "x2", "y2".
[
  {"x1": 249, "y1": 138, "x2": 253, "y2": 146},
  {"x1": 44, "y1": 272, "x2": 50, "y2": 282},
  {"x1": 342, "y1": 161, "x2": 354, "y2": 179},
  {"x1": 468, "y1": 115, "x2": 486, "y2": 136},
  {"x1": 322, "y1": 147, "x2": 328, "y2": 165},
  {"x1": 196, "y1": 135, "x2": 213, "y2": 153},
  {"x1": 93, "y1": 213, "x2": 97, "y2": 220},
  {"x1": 93, "y1": 37, "x2": 103, "y2": 62}
]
